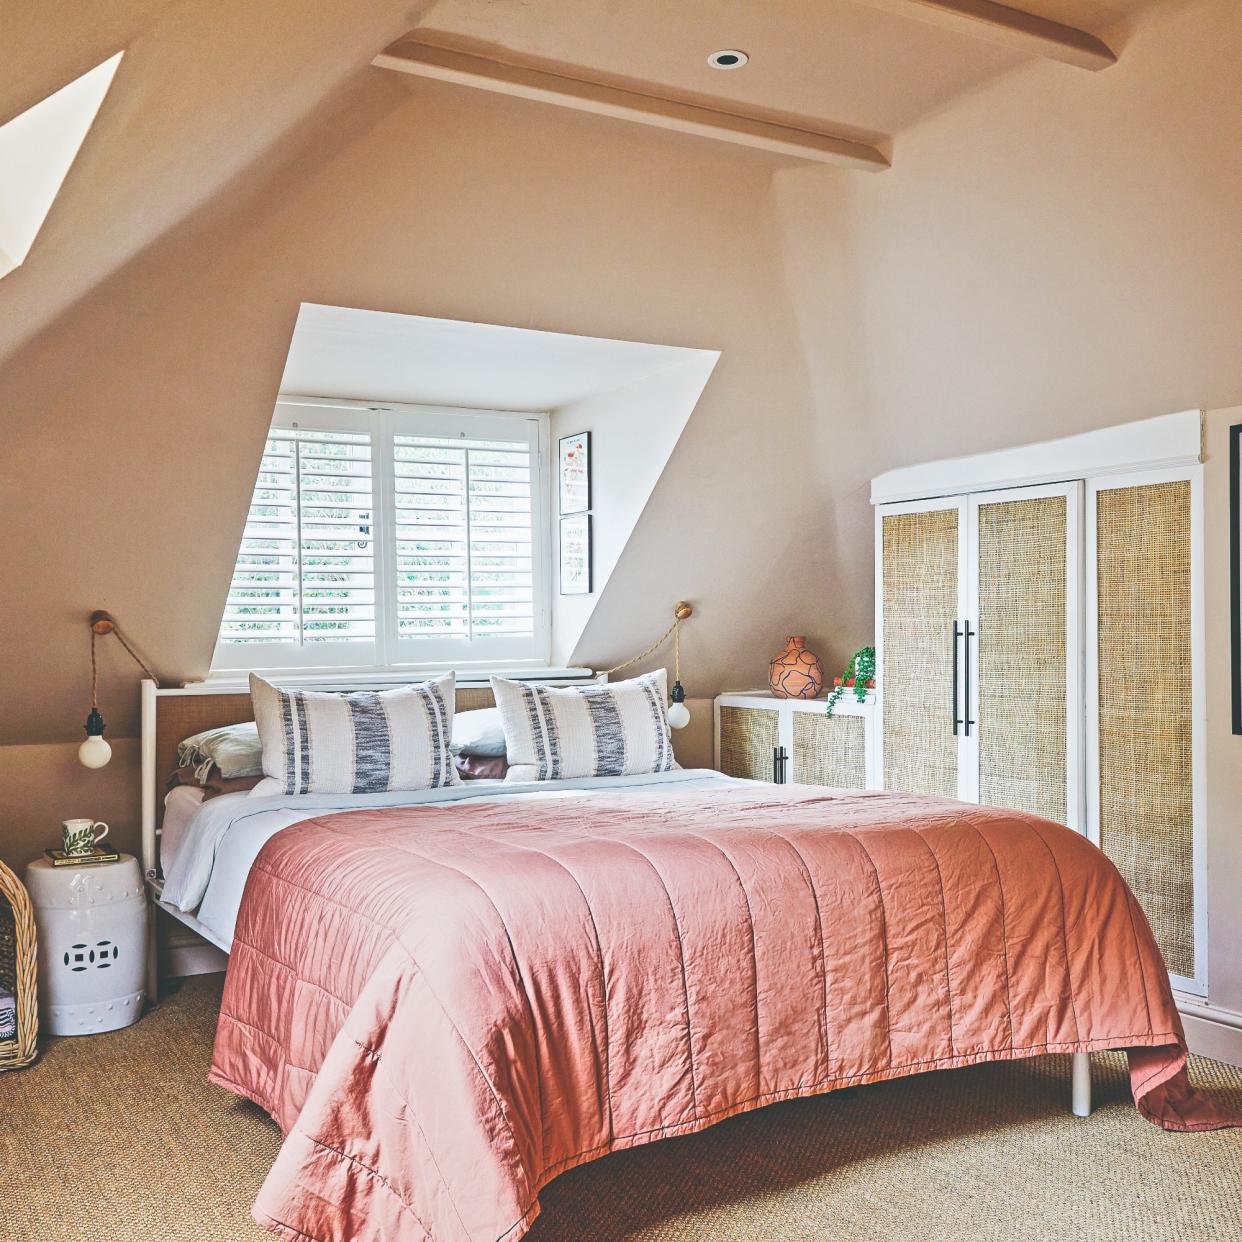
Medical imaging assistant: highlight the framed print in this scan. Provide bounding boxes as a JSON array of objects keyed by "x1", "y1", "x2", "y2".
[
  {"x1": 559, "y1": 431, "x2": 591, "y2": 515},
  {"x1": 560, "y1": 514, "x2": 593, "y2": 595},
  {"x1": 1232, "y1": 424, "x2": 1241, "y2": 733}
]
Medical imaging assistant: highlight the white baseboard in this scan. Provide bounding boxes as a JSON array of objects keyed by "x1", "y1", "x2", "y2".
[{"x1": 1177, "y1": 995, "x2": 1242, "y2": 1067}]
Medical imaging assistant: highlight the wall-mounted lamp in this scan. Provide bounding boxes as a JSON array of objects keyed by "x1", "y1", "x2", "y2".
[
  {"x1": 604, "y1": 601, "x2": 694, "y2": 730},
  {"x1": 667, "y1": 601, "x2": 692, "y2": 730},
  {"x1": 80, "y1": 611, "x2": 160, "y2": 768}
]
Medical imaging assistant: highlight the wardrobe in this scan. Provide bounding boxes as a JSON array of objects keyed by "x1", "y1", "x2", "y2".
[{"x1": 872, "y1": 411, "x2": 1203, "y2": 995}]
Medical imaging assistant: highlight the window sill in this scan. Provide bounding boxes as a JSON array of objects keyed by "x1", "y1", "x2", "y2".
[{"x1": 190, "y1": 664, "x2": 596, "y2": 694}]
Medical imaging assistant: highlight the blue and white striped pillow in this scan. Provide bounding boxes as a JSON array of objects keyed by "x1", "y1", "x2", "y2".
[
  {"x1": 491, "y1": 671, "x2": 679, "y2": 782},
  {"x1": 250, "y1": 673, "x2": 459, "y2": 795}
]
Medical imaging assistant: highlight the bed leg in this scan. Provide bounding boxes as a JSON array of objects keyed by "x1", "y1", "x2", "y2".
[
  {"x1": 1071, "y1": 1051, "x2": 1091, "y2": 1118},
  {"x1": 145, "y1": 900, "x2": 159, "y2": 1009}
]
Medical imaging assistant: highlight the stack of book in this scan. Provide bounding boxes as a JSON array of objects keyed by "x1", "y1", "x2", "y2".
[
  {"x1": 0, "y1": 985, "x2": 15, "y2": 1042},
  {"x1": 44, "y1": 844, "x2": 121, "y2": 867}
]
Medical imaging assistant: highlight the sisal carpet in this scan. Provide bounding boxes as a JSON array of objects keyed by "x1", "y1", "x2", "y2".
[{"x1": 2, "y1": 974, "x2": 1240, "y2": 1242}]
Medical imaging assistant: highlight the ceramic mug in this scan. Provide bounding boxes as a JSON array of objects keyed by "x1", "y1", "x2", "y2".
[{"x1": 62, "y1": 818, "x2": 109, "y2": 857}]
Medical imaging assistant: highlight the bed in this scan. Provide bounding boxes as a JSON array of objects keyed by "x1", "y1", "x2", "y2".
[{"x1": 141, "y1": 680, "x2": 1237, "y2": 1242}]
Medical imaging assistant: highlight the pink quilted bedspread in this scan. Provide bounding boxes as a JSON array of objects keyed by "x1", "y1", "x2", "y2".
[{"x1": 209, "y1": 785, "x2": 1238, "y2": 1242}]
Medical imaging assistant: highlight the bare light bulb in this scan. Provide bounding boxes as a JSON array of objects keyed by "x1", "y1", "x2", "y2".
[
  {"x1": 667, "y1": 680, "x2": 691, "y2": 730},
  {"x1": 79, "y1": 734, "x2": 112, "y2": 768},
  {"x1": 79, "y1": 707, "x2": 112, "y2": 768}
]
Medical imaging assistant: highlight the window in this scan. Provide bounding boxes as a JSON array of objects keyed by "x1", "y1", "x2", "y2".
[
  {"x1": 217, "y1": 425, "x2": 376, "y2": 649},
  {"x1": 212, "y1": 401, "x2": 549, "y2": 672},
  {"x1": 0, "y1": 52, "x2": 122, "y2": 279}
]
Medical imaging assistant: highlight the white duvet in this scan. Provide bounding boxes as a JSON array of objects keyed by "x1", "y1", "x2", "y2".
[{"x1": 160, "y1": 769, "x2": 739, "y2": 950}]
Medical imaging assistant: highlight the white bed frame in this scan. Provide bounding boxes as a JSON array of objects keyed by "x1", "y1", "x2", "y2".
[
  {"x1": 138, "y1": 677, "x2": 1093, "y2": 1119},
  {"x1": 142, "y1": 680, "x2": 235, "y2": 997}
]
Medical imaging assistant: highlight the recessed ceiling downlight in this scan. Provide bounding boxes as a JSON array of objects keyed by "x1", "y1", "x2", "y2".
[{"x1": 707, "y1": 49, "x2": 748, "y2": 70}]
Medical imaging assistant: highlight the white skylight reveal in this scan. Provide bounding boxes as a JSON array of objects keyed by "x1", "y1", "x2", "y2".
[{"x1": 0, "y1": 51, "x2": 122, "y2": 279}]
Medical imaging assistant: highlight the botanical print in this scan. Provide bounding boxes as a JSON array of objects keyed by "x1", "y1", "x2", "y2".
[
  {"x1": 560, "y1": 513, "x2": 592, "y2": 595},
  {"x1": 559, "y1": 432, "x2": 591, "y2": 515}
]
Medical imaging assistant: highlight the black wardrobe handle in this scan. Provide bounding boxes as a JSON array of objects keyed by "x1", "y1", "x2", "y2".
[
  {"x1": 963, "y1": 622, "x2": 976, "y2": 737},
  {"x1": 952, "y1": 623, "x2": 963, "y2": 736},
  {"x1": 773, "y1": 746, "x2": 789, "y2": 784}
]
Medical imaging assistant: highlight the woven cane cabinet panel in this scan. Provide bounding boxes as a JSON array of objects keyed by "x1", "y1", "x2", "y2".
[
  {"x1": 717, "y1": 707, "x2": 780, "y2": 782},
  {"x1": 976, "y1": 495, "x2": 1068, "y2": 824},
  {"x1": 1095, "y1": 481, "x2": 1194, "y2": 979},
  {"x1": 715, "y1": 695, "x2": 876, "y2": 788},
  {"x1": 793, "y1": 712, "x2": 867, "y2": 788},
  {"x1": 881, "y1": 508, "x2": 959, "y2": 797}
]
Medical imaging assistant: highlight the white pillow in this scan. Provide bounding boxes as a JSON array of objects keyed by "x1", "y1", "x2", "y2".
[
  {"x1": 250, "y1": 673, "x2": 459, "y2": 795},
  {"x1": 451, "y1": 708, "x2": 508, "y2": 757},
  {"x1": 177, "y1": 721, "x2": 264, "y2": 779},
  {"x1": 491, "y1": 671, "x2": 679, "y2": 782}
]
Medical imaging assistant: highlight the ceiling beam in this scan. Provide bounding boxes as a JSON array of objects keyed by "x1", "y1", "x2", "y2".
[
  {"x1": 853, "y1": 0, "x2": 1116, "y2": 70},
  {"x1": 373, "y1": 41, "x2": 889, "y2": 173}
]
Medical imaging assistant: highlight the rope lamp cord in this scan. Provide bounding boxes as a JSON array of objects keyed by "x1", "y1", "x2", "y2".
[
  {"x1": 603, "y1": 602, "x2": 693, "y2": 729},
  {"x1": 81, "y1": 611, "x2": 160, "y2": 769}
]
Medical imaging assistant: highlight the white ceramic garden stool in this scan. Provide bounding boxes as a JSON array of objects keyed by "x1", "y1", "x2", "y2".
[{"x1": 24, "y1": 854, "x2": 147, "y2": 1036}]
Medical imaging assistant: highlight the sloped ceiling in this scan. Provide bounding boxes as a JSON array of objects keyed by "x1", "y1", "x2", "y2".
[
  {"x1": 0, "y1": 0, "x2": 1164, "y2": 370},
  {"x1": 0, "y1": 0, "x2": 430, "y2": 366},
  {"x1": 0, "y1": 52, "x2": 123, "y2": 278}
]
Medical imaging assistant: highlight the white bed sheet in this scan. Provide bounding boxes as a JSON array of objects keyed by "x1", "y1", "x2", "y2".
[
  {"x1": 160, "y1": 785, "x2": 206, "y2": 876},
  {"x1": 162, "y1": 769, "x2": 737, "y2": 950}
]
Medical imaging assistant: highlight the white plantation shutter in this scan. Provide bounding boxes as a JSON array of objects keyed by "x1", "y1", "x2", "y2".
[
  {"x1": 213, "y1": 403, "x2": 548, "y2": 671},
  {"x1": 218, "y1": 427, "x2": 375, "y2": 652},
  {"x1": 393, "y1": 435, "x2": 535, "y2": 644}
]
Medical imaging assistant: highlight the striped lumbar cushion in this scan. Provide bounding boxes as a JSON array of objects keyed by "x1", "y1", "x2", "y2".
[
  {"x1": 249, "y1": 673, "x2": 459, "y2": 795},
  {"x1": 492, "y1": 671, "x2": 679, "y2": 782}
]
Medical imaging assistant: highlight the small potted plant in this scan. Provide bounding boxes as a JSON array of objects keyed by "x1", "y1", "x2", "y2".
[{"x1": 825, "y1": 646, "x2": 875, "y2": 717}]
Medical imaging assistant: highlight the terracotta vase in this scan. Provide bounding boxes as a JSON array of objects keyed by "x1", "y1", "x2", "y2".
[{"x1": 768, "y1": 636, "x2": 824, "y2": 700}]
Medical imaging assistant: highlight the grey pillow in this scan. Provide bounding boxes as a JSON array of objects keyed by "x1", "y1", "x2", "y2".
[
  {"x1": 177, "y1": 721, "x2": 264, "y2": 780},
  {"x1": 451, "y1": 708, "x2": 508, "y2": 757}
]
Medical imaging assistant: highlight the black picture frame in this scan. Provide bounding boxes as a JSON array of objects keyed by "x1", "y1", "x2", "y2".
[
  {"x1": 559, "y1": 431, "x2": 591, "y2": 516},
  {"x1": 559, "y1": 513, "x2": 593, "y2": 596},
  {"x1": 1232, "y1": 424, "x2": 1242, "y2": 733}
]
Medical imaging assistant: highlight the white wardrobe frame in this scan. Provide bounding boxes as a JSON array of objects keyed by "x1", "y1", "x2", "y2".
[{"x1": 872, "y1": 410, "x2": 1206, "y2": 997}]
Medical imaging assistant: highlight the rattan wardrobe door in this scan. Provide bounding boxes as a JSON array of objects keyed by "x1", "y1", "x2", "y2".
[
  {"x1": 973, "y1": 491, "x2": 1073, "y2": 825},
  {"x1": 1094, "y1": 480, "x2": 1195, "y2": 981},
  {"x1": 880, "y1": 504, "x2": 962, "y2": 797}
]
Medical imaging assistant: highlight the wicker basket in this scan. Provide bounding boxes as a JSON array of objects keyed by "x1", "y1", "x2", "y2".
[{"x1": 0, "y1": 858, "x2": 38, "y2": 1070}]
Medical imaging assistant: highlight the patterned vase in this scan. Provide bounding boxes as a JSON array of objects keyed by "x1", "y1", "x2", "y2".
[{"x1": 768, "y1": 636, "x2": 824, "y2": 700}]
